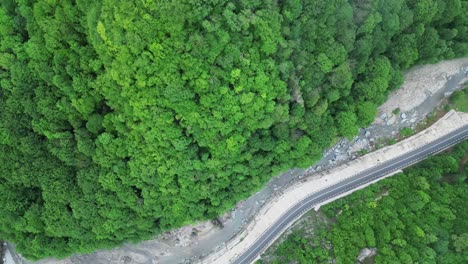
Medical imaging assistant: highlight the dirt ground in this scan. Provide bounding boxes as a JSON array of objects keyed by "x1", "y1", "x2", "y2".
[{"x1": 10, "y1": 58, "x2": 468, "y2": 264}]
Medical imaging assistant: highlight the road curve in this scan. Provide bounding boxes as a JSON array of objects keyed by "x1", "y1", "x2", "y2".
[{"x1": 232, "y1": 125, "x2": 468, "y2": 264}]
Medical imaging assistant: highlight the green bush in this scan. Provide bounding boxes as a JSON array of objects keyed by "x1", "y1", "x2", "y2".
[
  {"x1": 450, "y1": 88, "x2": 468, "y2": 112},
  {"x1": 400, "y1": 127, "x2": 414, "y2": 137}
]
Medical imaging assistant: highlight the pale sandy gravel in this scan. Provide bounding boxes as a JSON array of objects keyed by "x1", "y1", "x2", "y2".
[
  {"x1": 3, "y1": 245, "x2": 18, "y2": 264},
  {"x1": 379, "y1": 58, "x2": 468, "y2": 116},
  {"x1": 199, "y1": 110, "x2": 468, "y2": 264}
]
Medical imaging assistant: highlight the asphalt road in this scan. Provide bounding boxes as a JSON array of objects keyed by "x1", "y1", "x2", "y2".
[{"x1": 232, "y1": 125, "x2": 468, "y2": 264}]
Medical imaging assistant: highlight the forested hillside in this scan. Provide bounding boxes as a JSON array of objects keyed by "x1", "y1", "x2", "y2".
[
  {"x1": 0, "y1": 0, "x2": 467, "y2": 259},
  {"x1": 265, "y1": 141, "x2": 468, "y2": 264}
]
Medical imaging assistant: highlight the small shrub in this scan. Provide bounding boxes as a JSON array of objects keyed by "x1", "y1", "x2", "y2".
[
  {"x1": 400, "y1": 127, "x2": 414, "y2": 137},
  {"x1": 358, "y1": 149, "x2": 368, "y2": 156}
]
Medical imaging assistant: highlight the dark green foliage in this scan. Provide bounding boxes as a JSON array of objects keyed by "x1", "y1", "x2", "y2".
[
  {"x1": 0, "y1": 0, "x2": 466, "y2": 259},
  {"x1": 449, "y1": 87, "x2": 468, "y2": 112},
  {"x1": 266, "y1": 141, "x2": 468, "y2": 263},
  {"x1": 336, "y1": 111, "x2": 358, "y2": 139},
  {"x1": 270, "y1": 230, "x2": 331, "y2": 263}
]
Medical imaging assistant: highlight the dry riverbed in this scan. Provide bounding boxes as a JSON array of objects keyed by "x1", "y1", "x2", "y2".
[{"x1": 10, "y1": 58, "x2": 468, "y2": 264}]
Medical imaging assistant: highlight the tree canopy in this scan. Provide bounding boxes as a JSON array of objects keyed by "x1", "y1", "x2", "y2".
[{"x1": 0, "y1": 0, "x2": 466, "y2": 259}]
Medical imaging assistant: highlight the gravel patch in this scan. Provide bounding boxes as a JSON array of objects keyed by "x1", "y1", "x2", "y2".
[{"x1": 379, "y1": 58, "x2": 468, "y2": 115}]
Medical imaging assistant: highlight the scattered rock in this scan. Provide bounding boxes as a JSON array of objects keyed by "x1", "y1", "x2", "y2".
[
  {"x1": 380, "y1": 113, "x2": 387, "y2": 120},
  {"x1": 400, "y1": 113, "x2": 407, "y2": 119},
  {"x1": 211, "y1": 218, "x2": 224, "y2": 229},
  {"x1": 121, "y1": 256, "x2": 132, "y2": 264},
  {"x1": 350, "y1": 138, "x2": 369, "y2": 153},
  {"x1": 364, "y1": 131, "x2": 370, "y2": 137},
  {"x1": 335, "y1": 153, "x2": 347, "y2": 161},
  {"x1": 369, "y1": 138, "x2": 375, "y2": 142},
  {"x1": 191, "y1": 229, "x2": 199, "y2": 238},
  {"x1": 409, "y1": 118, "x2": 417, "y2": 123},
  {"x1": 357, "y1": 248, "x2": 377, "y2": 263},
  {"x1": 444, "y1": 92, "x2": 453, "y2": 98},
  {"x1": 386, "y1": 115, "x2": 396, "y2": 125}
]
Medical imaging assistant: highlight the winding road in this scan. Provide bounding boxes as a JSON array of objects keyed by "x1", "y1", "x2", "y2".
[{"x1": 232, "y1": 124, "x2": 468, "y2": 264}]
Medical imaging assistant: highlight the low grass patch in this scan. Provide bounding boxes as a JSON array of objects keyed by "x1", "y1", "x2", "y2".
[
  {"x1": 449, "y1": 87, "x2": 468, "y2": 113},
  {"x1": 400, "y1": 127, "x2": 414, "y2": 138}
]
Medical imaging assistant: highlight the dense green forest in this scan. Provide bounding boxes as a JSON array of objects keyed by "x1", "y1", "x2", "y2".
[
  {"x1": 263, "y1": 141, "x2": 468, "y2": 263},
  {"x1": 0, "y1": 0, "x2": 467, "y2": 259}
]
